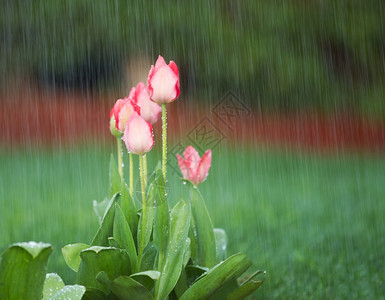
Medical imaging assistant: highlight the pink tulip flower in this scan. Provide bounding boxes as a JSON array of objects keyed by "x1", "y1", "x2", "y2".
[
  {"x1": 122, "y1": 112, "x2": 154, "y2": 155},
  {"x1": 129, "y1": 82, "x2": 162, "y2": 124},
  {"x1": 110, "y1": 97, "x2": 140, "y2": 135},
  {"x1": 147, "y1": 55, "x2": 180, "y2": 104},
  {"x1": 177, "y1": 146, "x2": 212, "y2": 186}
]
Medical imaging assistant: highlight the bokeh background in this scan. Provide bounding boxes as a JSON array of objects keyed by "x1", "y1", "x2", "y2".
[{"x1": 1, "y1": 1, "x2": 385, "y2": 299}]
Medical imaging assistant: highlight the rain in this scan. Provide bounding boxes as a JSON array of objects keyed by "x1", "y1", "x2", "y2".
[{"x1": 1, "y1": 1, "x2": 384, "y2": 299}]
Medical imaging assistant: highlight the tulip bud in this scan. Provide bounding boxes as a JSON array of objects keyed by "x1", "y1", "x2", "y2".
[
  {"x1": 110, "y1": 97, "x2": 140, "y2": 136},
  {"x1": 131, "y1": 82, "x2": 162, "y2": 124},
  {"x1": 147, "y1": 55, "x2": 180, "y2": 104},
  {"x1": 177, "y1": 146, "x2": 212, "y2": 186},
  {"x1": 122, "y1": 112, "x2": 154, "y2": 155}
]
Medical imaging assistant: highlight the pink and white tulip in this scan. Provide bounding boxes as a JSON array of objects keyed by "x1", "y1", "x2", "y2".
[
  {"x1": 177, "y1": 146, "x2": 212, "y2": 186},
  {"x1": 130, "y1": 82, "x2": 162, "y2": 124},
  {"x1": 147, "y1": 55, "x2": 180, "y2": 104},
  {"x1": 122, "y1": 112, "x2": 154, "y2": 155},
  {"x1": 110, "y1": 97, "x2": 140, "y2": 136}
]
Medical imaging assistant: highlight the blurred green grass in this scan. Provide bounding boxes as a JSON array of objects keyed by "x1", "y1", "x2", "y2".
[{"x1": 0, "y1": 144, "x2": 384, "y2": 299}]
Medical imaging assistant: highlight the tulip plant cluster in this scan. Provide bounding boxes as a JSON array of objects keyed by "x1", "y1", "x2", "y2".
[{"x1": 0, "y1": 56, "x2": 264, "y2": 300}]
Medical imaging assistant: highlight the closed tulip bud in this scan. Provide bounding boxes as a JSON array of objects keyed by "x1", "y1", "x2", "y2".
[
  {"x1": 110, "y1": 97, "x2": 140, "y2": 136},
  {"x1": 122, "y1": 112, "x2": 154, "y2": 155},
  {"x1": 131, "y1": 82, "x2": 162, "y2": 124},
  {"x1": 147, "y1": 55, "x2": 180, "y2": 104},
  {"x1": 177, "y1": 146, "x2": 212, "y2": 186}
]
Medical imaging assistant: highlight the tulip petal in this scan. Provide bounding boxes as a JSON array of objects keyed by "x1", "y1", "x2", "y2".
[
  {"x1": 154, "y1": 55, "x2": 167, "y2": 69},
  {"x1": 196, "y1": 150, "x2": 212, "y2": 185},
  {"x1": 149, "y1": 65, "x2": 179, "y2": 103},
  {"x1": 118, "y1": 100, "x2": 137, "y2": 132},
  {"x1": 122, "y1": 113, "x2": 154, "y2": 155},
  {"x1": 183, "y1": 146, "x2": 200, "y2": 173},
  {"x1": 147, "y1": 55, "x2": 180, "y2": 104},
  {"x1": 177, "y1": 154, "x2": 190, "y2": 180},
  {"x1": 128, "y1": 87, "x2": 136, "y2": 102},
  {"x1": 169, "y1": 61, "x2": 179, "y2": 77},
  {"x1": 136, "y1": 82, "x2": 162, "y2": 124}
]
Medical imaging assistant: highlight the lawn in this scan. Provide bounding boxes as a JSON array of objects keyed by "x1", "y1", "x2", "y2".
[{"x1": 0, "y1": 144, "x2": 384, "y2": 299}]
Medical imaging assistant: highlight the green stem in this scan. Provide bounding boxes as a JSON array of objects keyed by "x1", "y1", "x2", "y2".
[
  {"x1": 116, "y1": 137, "x2": 123, "y2": 179},
  {"x1": 161, "y1": 104, "x2": 167, "y2": 181},
  {"x1": 138, "y1": 155, "x2": 147, "y2": 265},
  {"x1": 143, "y1": 154, "x2": 148, "y2": 186},
  {"x1": 129, "y1": 153, "x2": 134, "y2": 197}
]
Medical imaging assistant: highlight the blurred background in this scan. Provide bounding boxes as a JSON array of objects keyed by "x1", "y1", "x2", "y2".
[{"x1": 1, "y1": 1, "x2": 385, "y2": 299}]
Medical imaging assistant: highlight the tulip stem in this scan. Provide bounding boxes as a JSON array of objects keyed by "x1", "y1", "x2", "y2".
[
  {"x1": 143, "y1": 154, "x2": 148, "y2": 186},
  {"x1": 129, "y1": 153, "x2": 134, "y2": 197},
  {"x1": 116, "y1": 137, "x2": 123, "y2": 179},
  {"x1": 161, "y1": 104, "x2": 167, "y2": 181},
  {"x1": 138, "y1": 155, "x2": 147, "y2": 266}
]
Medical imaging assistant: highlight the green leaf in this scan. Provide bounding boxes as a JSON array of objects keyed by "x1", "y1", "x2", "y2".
[
  {"x1": 214, "y1": 228, "x2": 228, "y2": 263},
  {"x1": 91, "y1": 193, "x2": 119, "y2": 246},
  {"x1": 182, "y1": 237, "x2": 191, "y2": 268},
  {"x1": 0, "y1": 242, "x2": 53, "y2": 300},
  {"x1": 111, "y1": 277, "x2": 154, "y2": 300},
  {"x1": 129, "y1": 270, "x2": 160, "y2": 291},
  {"x1": 185, "y1": 265, "x2": 208, "y2": 287},
  {"x1": 109, "y1": 154, "x2": 121, "y2": 198},
  {"x1": 108, "y1": 237, "x2": 122, "y2": 248},
  {"x1": 43, "y1": 273, "x2": 65, "y2": 300},
  {"x1": 62, "y1": 243, "x2": 89, "y2": 272},
  {"x1": 155, "y1": 200, "x2": 191, "y2": 300},
  {"x1": 140, "y1": 242, "x2": 158, "y2": 272},
  {"x1": 77, "y1": 246, "x2": 131, "y2": 294},
  {"x1": 179, "y1": 253, "x2": 252, "y2": 300},
  {"x1": 120, "y1": 181, "x2": 138, "y2": 239},
  {"x1": 137, "y1": 190, "x2": 155, "y2": 267},
  {"x1": 97, "y1": 272, "x2": 153, "y2": 300},
  {"x1": 187, "y1": 182, "x2": 216, "y2": 268},
  {"x1": 50, "y1": 285, "x2": 86, "y2": 300},
  {"x1": 226, "y1": 273, "x2": 265, "y2": 300},
  {"x1": 81, "y1": 288, "x2": 107, "y2": 300},
  {"x1": 93, "y1": 198, "x2": 110, "y2": 224},
  {"x1": 113, "y1": 203, "x2": 138, "y2": 273},
  {"x1": 151, "y1": 169, "x2": 169, "y2": 269}
]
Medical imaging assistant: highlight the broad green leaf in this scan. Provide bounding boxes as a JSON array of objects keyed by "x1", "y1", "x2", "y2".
[
  {"x1": 120, "y1": 181, "x2": 138, "y2": 239},
  {"x1": 109, "y1": 153, "x2": 121, "y2": 198},
  {"x1": 50, "y1": 285, "x2": 86, "y2": 300},
  {"x1": 93, "y1": 197, "x2": 110, "y2": 224},
  {"x1": 182, "y1": 238, "x2": 191, "y2": 268},
  {"x1": 129, "y1": 270, "x2": 160, "y2": 291},
  {"x1": 81, "y1": 288, "x2": 107, "y2": 300},
  {"x1": 180, "y1": 253, "x2": 252, "y2": 300},
  {"x1": 137, "y1": 189, "x2": 155, "y2": 267},
  {"x1": 0, "y1": 242, "x2": 53, "y2": 300},
  {"x1": 91, "y1": 193, "x2": 119, "y2": 246},
  {"x1": 97, "y1": 272, "x2": 153, "y2": 300},
  {"x1": 214, "y1": 228, "x2": 228, "y2": 263},
  {"x1": 111, "y1": 277, "x2": 154, "y2": 300},
  {"x1": 43, "y1": 273, "x2": 65, "y2": 299},
  {"x1": 185, "y1": 265, "x2": 208, "y2": 287},
  {"x1": 108, "y1": 237, "x2": 122, "y2": 248},
  {"x1": 62, "y1": 243, "x2": 89, "y2": 272},
  {"x1": 173, "y1": 269, "x2": 188, "y2": 299},
  {"x1": 226, "y1": 270, "x2": 265, "y2": 300},
  {"x1": 155, "y1": 200, "x2": 191, "y2": 300},
  {"x1": 77, "y1": 246, "x2": 131, "y2": 294},
  {"x1": 187, "y1": 182, "x2": 216, "y2": 268},
  {"x1": 113, "y1": 203, "x2": 138, "y2": 273},
  {"x1": 140, "y1": 242, "x2": 158, "y2": 272},
  {"x1": 151, "y1": 169, "x2": 169, "y2": 269}
]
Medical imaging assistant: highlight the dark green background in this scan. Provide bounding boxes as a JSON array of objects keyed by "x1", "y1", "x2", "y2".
[{"x1": 1, "y1": 0, "x2": 384, "y2": 114}]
